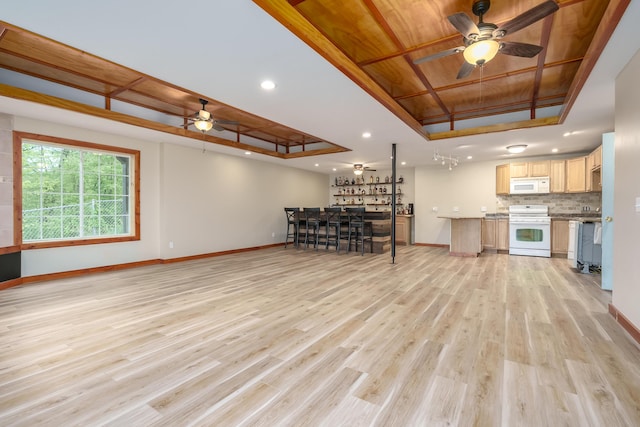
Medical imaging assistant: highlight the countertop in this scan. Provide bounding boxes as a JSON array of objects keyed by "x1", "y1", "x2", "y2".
[
  {"x1": 437, "y1": 216, "x2": 484, "y2": 219},
  {"x1": 485, "y1": 213, "x2": 601, "y2": 220}
]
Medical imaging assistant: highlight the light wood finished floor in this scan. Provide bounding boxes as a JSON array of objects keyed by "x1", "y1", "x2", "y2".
[{"x1": 1, "y1": 246, "x2": 639, "y2": 426}]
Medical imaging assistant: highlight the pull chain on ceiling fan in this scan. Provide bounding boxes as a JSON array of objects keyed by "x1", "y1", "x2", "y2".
[{"x1": 413, "y1": 0, "x2": 559, "y2": 79}]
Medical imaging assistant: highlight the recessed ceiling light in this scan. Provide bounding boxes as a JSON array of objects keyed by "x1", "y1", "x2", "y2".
[
  {"x1": 401, "y1": 161, "x2": 406, "y2": 165},
  {"x1": 457, "y1": 144, "x2": 471, "y2": 149},
  {"x1": 332, "y1": 168, "x2": 337, "y2": 171},
  {"x1": 260, "y1": 80, "x2": 276, "y2": 90},
  {"x1": 314, "y1": 163, "x2": 319, "y2": 167},
  {"x1": 467, "y1": 155, "x2": 473, "y2": 160},
  {"x1": 244, "y1": 151, "x2": 251, "y2": 155},
  {"x1": 552, "y1": 148, "x2": 558, "y2": 153},
  {"x1": 362, "y1": 132, "x2": 371, "y2": 138}
]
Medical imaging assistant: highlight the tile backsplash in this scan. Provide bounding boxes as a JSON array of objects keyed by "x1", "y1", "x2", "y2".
[{"x1": 496, "y1": 192, "x2": 602, "y2": 214}]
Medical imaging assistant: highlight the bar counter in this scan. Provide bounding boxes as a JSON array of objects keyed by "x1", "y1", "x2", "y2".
[{"x1": 297, "y1": 210, "x2": 392, "y2": 254}]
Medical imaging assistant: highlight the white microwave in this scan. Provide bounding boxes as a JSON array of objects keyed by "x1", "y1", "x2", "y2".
[{"x1": 510, "y1": 177, "x2": 550, "y2": 194}]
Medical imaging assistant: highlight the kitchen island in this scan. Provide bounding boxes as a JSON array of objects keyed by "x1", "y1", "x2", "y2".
[{"x1": 438, "y1": 215, "x2": 484, "y2": 257}]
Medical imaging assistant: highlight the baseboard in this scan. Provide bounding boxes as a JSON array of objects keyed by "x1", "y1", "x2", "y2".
[
  {"x1": 1, "y1": 243, "x2": 286, "y2": 290},
  {"x1": 0, "y1": 277, "x2": 23, "y2": 291},
  {"x1": 414, "y1": 243, "x2": 449, "y2": 249},
  {"x1": 160, "y1": 243, "x2": 284, "y2": 264},
  {"x1": 609, "y1": 303, "x2": 640, "y2": 345}
]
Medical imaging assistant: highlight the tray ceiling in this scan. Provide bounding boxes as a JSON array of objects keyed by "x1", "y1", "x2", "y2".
[{"x1": 255, "y1": 0, "x2": 628, "y2": 139}]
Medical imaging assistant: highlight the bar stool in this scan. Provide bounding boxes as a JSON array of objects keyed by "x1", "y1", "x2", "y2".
[
  {"x1": 346, "y1": 207, "x2": 373, "y2": 255},
  {"x1": 284, "y1": 207, "x2": 300, "y2": 248},
  {"x1": 323, "y1": 207, "x2": 342, "y2": 253},
  {"x1": 303, "y1": 207, "x2": 321, "y2": 250}
]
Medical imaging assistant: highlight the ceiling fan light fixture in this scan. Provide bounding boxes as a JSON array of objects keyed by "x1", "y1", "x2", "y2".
[
  {"x1": 353, "y1": 164, "x2": 364, "y2": 175},
  {"x1": 507, "y1": 144, "x2": 528, "y2": 154},
  {"x1": 463, "y1": 39, "x2": 500, "y2": 65},
  {"x1": 194, "y1": 119, "x2": 213, "y2": 132}
]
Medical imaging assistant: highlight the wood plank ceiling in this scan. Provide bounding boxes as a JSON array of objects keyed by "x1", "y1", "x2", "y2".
[
  {"x1": 0, "y1": 21, "x2": 350, "y2": 159},
  {"x1": 255, "y1": 0, "x2": 629, "y2": 139}
]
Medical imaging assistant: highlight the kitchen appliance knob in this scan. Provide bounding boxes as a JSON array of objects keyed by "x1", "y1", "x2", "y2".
[{"x1": 605, "y1": 216, "x2": 613, "y2": 222}]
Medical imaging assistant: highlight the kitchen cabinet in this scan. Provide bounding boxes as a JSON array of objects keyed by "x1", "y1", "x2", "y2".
[
  {"x1": 395, "y1": 215, "x2": 413, "y2": 245},
  {"x1": 509, "y1": 162, "x2": 529, "y2": 178},
  {"x1": 592, "y1": 145, "x2": 602, "y2": 169},
  {"x1": 482, "y1": 219, "x2": 497, "y2": 250},
  {"x1": 497, "y1": 219, "x2": 509, "y2": 250},
  {"x1": 586, "y1": 152, "x2": 595, "y2": 191},
  {"x1": 551, "y1": 219, "x2": 570, "y2": 255},
  {"x1": 588, "y1": 145, "x2": 602, "y2": 192},
  {"x1": 565, "y1": 157, "x2": 586, "y2": 193},
  {"x1": 529, "y1": 160, "x2": 550, "y2": 177},
  {"x1": 509, "y1": 161, "x2": 549, "y2": 178},
  {"x1": 550, "y1": 160, "x2": 566, "y2": 193},
  {"x1": 482, "y1": 218, "x2": 509, "y2": 251},
  {"x1": 496, "y1": 164, "x2": 510, "y2": 195}
]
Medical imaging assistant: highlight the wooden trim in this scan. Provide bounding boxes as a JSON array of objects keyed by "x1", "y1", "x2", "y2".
[
  {"x1": 160, "y1": 243, "x2": 285, "y2": 264},
  {"x1": 0, "y1": 245, "x2": 20, "y2": 255},
  {"x1": 608, "y1": 303, "x2": 640, "y2": 345},
  {"x1": 415, "y1": 243, "x2": 449, "y2": 249},
  {"x1": 1, "y1": 84, "x2": 349, "y2": 159},
  {"x1": 559, "y1": 0, "x2": 631, "y2": 123},
  {"x1": 428, "y1": 116, "x2": 559, "y2": 140},
  {"x1": 21, "y1": 259, "x2": 162, "y2": 285},
  {"x1": 2, "y1": 243, "x2": 286, "y2": 290},
  {"x1": 252, "y1": 0, "x2": 428, "y2": 140},
  {"x1": 0, "y1": 278, "x2": 23, "y2": 291},
  {"x1": 13, "y1": 132, "x2": 22, "y2": 246},
  {"x1": 13, "y1": 131, "x2": 142, "y2": 248}
]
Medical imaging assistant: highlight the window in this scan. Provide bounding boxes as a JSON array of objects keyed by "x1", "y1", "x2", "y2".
[{"x1": 15, "y1": 132, "x2": 140, "y2": 248}]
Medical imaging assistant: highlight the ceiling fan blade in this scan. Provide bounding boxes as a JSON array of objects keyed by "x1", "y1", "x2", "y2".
[
  {"x1": 212, "y1": 123, "x2": 226, "y2": 132},
  {"x1": 499, "y1": 41, "x2": 543, "y2": 58},
  {"x1": 413, "y1": 46, "x2": 465, "y2": 65},
  {"x1": 447, "y1": 13, "x2": 479, "y2": 39},
  {"x1": 494, "y1": 0, "x2": 559, "y2": 37},
  {"x1": 214, "y1": 119, "x2": 239, "y2": 125},
  {"x1": 456, "y1": 61, "x2": 475, "y2": 79}
]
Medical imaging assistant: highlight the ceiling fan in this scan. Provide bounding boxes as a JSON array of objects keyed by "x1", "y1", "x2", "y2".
[
  {"x1": 353, "y1": 163, "x2": 376, "y2": 175},
  {"x1": 187, "y1": 98, "x2": 238, "y2": 133},
  {"x1": 413, "y1": 0, "x2": 559, "y2": 79}
]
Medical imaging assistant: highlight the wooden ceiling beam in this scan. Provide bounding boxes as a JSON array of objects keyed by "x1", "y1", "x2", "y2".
[
  {"x1": 429, "y1": 116, "x2": 559, "y2": 140},
  {"x1": 361, "y1": 0, "x2": 451, "y2": 119},
  {"x1": 108, "y1": 76, "x2": 147, "y2": 98},
  {"x1": 0, "y1": 83, "x2": 350, "y2": 158},
  {"x1": 531, "y1": 13, "x2": 556, "y2": 118},
  {"x1": 253, "y1": 0, "x2": 428, "y2": 140}
]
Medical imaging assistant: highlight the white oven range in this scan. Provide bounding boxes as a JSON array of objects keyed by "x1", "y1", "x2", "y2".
[{"x1": 508, "y1": 205, "x2": 551, "y2": 258}]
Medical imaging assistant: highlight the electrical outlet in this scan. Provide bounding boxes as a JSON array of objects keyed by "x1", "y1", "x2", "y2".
[
  {"x1": 481, "y1": 206, "x2": 487, "y2": 212},
  {"x1": 271, "y1": 232, "x2": 275, "y2": 238},
  {"x1": 453, "y1": 207, "x2": 460, "y2": 212},
  {"x1": 169, "y1": 241, "x2": 174, "y2": 249},
  {"x1": 432, "y1": 207, "x2": 438, "y2": 212}
]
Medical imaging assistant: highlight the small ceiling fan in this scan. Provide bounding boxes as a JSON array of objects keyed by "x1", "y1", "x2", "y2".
[
  {"x1": 353, "y1": 163, "x2": 376, "y2": 175},
  {"x1": 413, "y1": 0, "x2": 559, "y2": 79},
  {"x1": 187, "y1": 98, "x2": 238, "y2": 133}
]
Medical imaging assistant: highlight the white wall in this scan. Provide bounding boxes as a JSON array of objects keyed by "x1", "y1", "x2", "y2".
[
  {"x1": 613, "y1": 48, "x2": 640, "y2": 329},
  {"x1": 12, "y1": 117, "x2": 328, "y2": 276},
  {"x1": 159, "y1": 143, "x2": 328, "y2": 259},
  {"x1": 415, "y1": 160, "x2": 504, "y2": 244}
]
